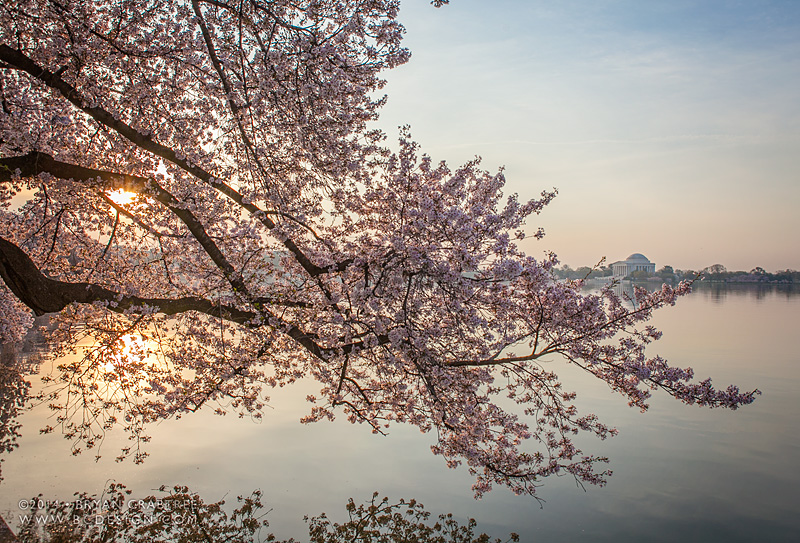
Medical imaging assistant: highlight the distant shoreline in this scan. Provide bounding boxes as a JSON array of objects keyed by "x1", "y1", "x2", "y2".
[{"x1": 560, "y1": 265, "x2": 799, "y2": 285}]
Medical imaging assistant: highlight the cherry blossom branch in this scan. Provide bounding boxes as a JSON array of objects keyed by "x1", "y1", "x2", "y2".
[
  {"x1": 0, "y1": 44, "x2": 347, "y2": 277},
  {"x1": 0, "y1": 231, "x2": 335, "y2": 361},
  {"x1": 444, "y1": 284, "x2": 689, "y2": 368},
  {"x1": 98, "y1": 193, "x2": 185, "y2": 240},
  {"x1": 0, "y1": 151, "x2": 255, "y2": 302},
  {"x1": 0, "y1": 150, "x2": 335, "y2": 351},
  {"x1": 191, "y1": 0, "x2": 277, "y2": 197}
]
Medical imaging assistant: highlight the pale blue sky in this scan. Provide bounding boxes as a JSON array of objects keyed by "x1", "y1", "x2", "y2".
[{"x1": 373, "y1": 0, "x2": 800, "y2": 271}]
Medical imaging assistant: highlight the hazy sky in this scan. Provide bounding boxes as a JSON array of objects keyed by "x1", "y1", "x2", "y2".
[{"x1": 373, "y1": 0, "x2": 800, "y2": 271}]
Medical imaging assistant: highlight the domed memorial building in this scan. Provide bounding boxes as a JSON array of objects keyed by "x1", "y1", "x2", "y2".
[{"x1": 611, "y1": 253, "x2": 656, "y2": 277}]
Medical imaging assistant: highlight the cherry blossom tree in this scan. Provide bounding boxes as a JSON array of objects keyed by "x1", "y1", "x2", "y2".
[{"x1": 0, "y1": 0, "x2": 758, "y2": 497}]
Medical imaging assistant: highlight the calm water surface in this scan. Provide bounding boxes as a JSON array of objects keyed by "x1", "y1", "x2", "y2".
[{"x1": 1, "y1": 283, "x2": 799, "y2": 541}]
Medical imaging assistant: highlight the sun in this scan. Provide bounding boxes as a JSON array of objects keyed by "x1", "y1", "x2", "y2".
[
  {"x1": 106, "y1": 189, "x2": 137, "y2": 206},
  {"x1": 102, "y1": 334, "x2": 147, "y2": 373}
]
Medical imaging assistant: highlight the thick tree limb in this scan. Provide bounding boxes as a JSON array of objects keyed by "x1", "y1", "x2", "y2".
[
  {"x1": 0, "y1": 151, "x2": 146, "y2": 190},
  {"x1": 0, "y1": 234, "x2": 331, "y2": 360},
  {"x1": 0, "y1": 235, "x2": 255, "y2": 322}
]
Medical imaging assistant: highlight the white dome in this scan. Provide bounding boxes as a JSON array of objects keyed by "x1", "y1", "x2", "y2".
[{"x1": 626, "y1": 253, "x2": 650, "y2": 262}]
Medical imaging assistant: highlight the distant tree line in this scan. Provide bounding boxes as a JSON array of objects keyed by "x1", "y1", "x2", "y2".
[
  {"x1": 551, "y1": 265, "x2": 611, "y2": 280},
  {"x1": 553, "y1": 263, "x2": 799, "y2": 283},
  {"x1": 694, "y1": 264, "x2": 800, "y2": 284}
]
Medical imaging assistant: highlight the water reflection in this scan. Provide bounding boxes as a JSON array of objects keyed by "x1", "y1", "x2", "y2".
[
  {"x1": 1, "y1": 286, "x2": 799, "y2": 542},
  {"x1": 8, "y1": 483, "x2": 516, "y2": 543},
  {"x1": 690, "y1": 282, "x2": 800, "y2": 302},
  {"x1": 0, "y1": 318, "x2": 46, "y2": 483},
  {"x1": 0, "y1": 347, "x2": 27, "y2": 484},
  {"x1": 587, "y1": 279, "x2": 800, "y2": 305}
]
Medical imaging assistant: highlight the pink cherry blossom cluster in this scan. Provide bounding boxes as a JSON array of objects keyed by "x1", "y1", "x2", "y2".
[{"x1": 0, "y1": 0, "x2": 757, "y2": 496}]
